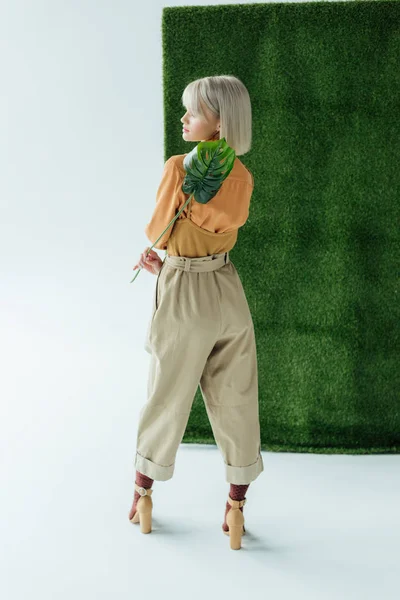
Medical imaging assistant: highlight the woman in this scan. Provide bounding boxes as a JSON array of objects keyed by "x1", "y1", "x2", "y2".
[{"x1": 129, "y1": 75, "x2": 264, "y2": 550}]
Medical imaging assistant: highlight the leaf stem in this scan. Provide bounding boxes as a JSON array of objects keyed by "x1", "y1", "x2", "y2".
[{"x1": 130, "y1": 190, "x2": 195, "y2": 283}]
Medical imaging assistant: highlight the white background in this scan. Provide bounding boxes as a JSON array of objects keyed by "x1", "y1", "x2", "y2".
[{"x1": 1, "y1": 1, "x2": 398, "y2": 599}]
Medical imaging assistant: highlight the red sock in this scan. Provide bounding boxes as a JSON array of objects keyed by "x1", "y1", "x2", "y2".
[
  {"x1": 129, "y1": 471, "x2": 154, "y2": 520},
  {"x1": 222, "y1": 483, "x2": 250, "y2": 532}
]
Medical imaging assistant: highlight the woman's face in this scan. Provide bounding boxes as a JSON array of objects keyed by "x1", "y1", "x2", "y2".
[{"x1": 180, "y1": 102, "x2": 220, "y2": 143}]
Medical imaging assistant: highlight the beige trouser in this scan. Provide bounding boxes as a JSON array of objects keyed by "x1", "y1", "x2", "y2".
[{"x1": 135, "y1": 251, "x2": 264, "y2": 484}]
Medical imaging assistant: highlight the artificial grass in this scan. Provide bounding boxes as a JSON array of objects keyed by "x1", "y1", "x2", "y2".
[{"x1": 161, "y1": 0, "x2": 400, "y2": 453}]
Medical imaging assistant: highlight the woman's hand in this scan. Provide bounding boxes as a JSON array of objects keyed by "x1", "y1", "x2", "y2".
[{"x1": 133, "y1": 247, "x2": 163, "y2": 276}]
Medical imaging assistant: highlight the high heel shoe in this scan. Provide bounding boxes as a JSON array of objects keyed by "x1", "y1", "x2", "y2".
[
  {"x1": 129, "y1": 483, "x2": 153, "y2": 534},
  {"x1": 223, "y1": 495, "x2": 247, "y2": 550}
]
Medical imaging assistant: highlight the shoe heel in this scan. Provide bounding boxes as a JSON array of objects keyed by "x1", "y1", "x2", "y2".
[
  {"x1": 226, "y1": 504, "x2": 245, "y2": 550},
  {"x1": 137, "y1": 496, "x2": 152, "y2": 534},
  {"x1": 228, "y1": 525, "x2": 243, "y2": 550}
]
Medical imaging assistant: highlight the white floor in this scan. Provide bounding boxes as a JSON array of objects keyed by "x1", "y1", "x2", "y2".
[
  {"x1": 1, "y1": 251, "x2": 399, "y2": 599},
  {"x1": 2, "y1": 441, "x2": 399, "y2": 600}
]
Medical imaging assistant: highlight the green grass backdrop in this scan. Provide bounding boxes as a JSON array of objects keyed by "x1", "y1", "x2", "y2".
[{"x1": 161, "y1": 0, "x2": 400, "y2": 454}]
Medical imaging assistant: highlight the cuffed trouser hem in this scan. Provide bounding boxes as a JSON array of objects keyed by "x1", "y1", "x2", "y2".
[
  {"x1": 225, "y1": 452, "x2": 264, "y2": 484},
  {"x1": 135, "y1": 451, "x2": 175, "y2": 481}
]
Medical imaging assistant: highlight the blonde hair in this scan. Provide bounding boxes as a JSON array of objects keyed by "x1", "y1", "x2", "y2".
[{"x1": 181, "y1": 75, "x2": 252, "y2": 156}]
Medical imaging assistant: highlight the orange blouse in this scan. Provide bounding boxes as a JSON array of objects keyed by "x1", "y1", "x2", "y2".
[{"x1": 144, "y1": 144, "x2": 254, "y2": 256}]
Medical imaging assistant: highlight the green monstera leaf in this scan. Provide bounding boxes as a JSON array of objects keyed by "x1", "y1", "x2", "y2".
[
  {"x1": 130, "y1": 137, "x2": 235, "y2": 283},
  {"x1": 181, "y1": 137, "x2": 236, "y2": 204}
]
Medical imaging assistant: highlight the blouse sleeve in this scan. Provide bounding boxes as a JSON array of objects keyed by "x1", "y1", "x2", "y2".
[{"x1": 144, "y1": 157, "x2": 184, "y2": 250}]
